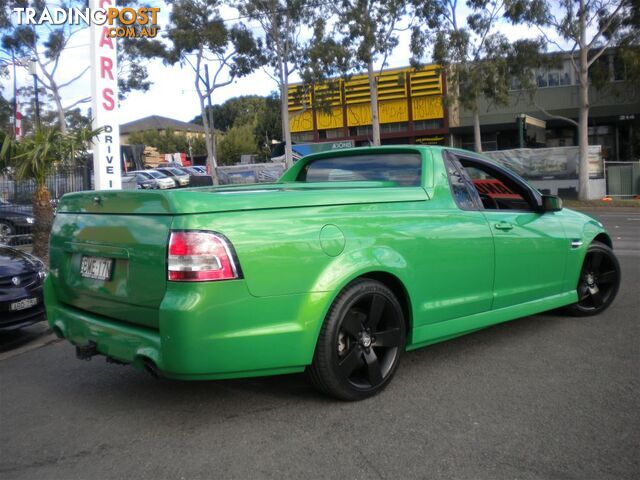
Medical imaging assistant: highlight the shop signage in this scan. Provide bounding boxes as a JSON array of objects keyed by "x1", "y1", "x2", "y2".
[{"x1": 90, "y1": 0, "x2": 121, "y2": 190}]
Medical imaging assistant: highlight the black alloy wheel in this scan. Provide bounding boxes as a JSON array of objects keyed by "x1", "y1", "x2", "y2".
[
  {"x1": 567, "y1": 241, "x2": 620, "y2": 316},
  {"x1": 308, "y1": 279, "x2": 406, "y2": 401}
]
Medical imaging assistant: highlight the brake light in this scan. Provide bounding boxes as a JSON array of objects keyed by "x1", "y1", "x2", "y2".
[{"x1": 168, "y1": 231, "x2": 241, "y2": 281}]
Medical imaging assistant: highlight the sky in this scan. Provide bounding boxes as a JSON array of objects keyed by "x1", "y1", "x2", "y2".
[{"x1": 2, "y1": 2, "x2": 573, "y2": 127}]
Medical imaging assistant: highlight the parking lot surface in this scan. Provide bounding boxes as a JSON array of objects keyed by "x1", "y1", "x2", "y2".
[{"x1": 1, "y1": 210, "x2": 638, "y2": 480}]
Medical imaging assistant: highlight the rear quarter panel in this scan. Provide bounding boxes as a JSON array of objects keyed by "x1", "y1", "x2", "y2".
[
  {"x1": 170, "y1": 200, "x2": 429, "y2": 299},
  {"x1": 170, "y1": 175, "x2": 495, "y2": 334}
]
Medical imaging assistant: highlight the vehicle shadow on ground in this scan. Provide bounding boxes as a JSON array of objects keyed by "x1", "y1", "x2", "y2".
[{"x1": 51, "y1": 309, "x2": 572, "y2": 411}]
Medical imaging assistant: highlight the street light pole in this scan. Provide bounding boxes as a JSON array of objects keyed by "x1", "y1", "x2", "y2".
[
  {"x1": 204, "y1": 64, "x2": 217, "y2": 165},
  {"x1": 29, "y1": 59, "x2": 40, "y2": 128},
  {"x1": 11, "y1": 50, "x2": 18, "y2": 138}
]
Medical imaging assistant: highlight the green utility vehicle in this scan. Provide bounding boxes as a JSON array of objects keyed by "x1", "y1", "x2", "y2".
[{"x1": 45, "y1": 146, "x2": 620, "y2": 400}]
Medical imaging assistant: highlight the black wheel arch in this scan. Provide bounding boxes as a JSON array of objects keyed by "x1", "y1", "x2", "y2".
[
  {"x1": 592, "y1": 232, "x2": 613, "y2": 249},
  {"x1": 358, "y1": 271, "x2": 413, "y2": 337},
  {"x1": 312, "y1": 270, "x2": 413, "y2": 358}
]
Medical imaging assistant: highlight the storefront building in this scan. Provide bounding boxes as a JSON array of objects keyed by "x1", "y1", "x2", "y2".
[
  {"x1": 288, "y1": 65, "x2": 449, "y2": 147},
  {"x1": 450, "y1": 50, "x2": 639, "y2": 164}
]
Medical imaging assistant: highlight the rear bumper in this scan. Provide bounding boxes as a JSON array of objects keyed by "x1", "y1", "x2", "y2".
[
  {"x1": 45, "y1": 278, "x2": 331, "y2": 380},
  {"x1": 47, "y1": 300, "x2": 162, "y2": 370}
]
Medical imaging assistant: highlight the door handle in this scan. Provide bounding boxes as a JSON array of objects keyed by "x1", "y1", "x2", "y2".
[{"x1": 494, "y1": 222, "x2": 514, "y2": 231}]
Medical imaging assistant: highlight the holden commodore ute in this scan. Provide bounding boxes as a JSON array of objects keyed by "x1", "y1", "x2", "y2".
[{"x1": 45, "y1": 146, "x2": 620, "y2": 400}]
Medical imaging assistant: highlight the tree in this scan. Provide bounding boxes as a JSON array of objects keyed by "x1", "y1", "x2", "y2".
[
  {"x1": 0, "y1": 89, "x2": 11, "y2": 133},
  {"x1": 127, "y1": 129, "x2": 207, "y2": 156},
  {"x1": 254, "y1": 92, "x2": 282, "y2": 160},
  {"x1": 328, "y1": 0, "x2": 410, "y2": 146},
  {"x1": 191, "y1": 95, "x2": 268, "y2": 131},
  {"x1": 217, "y1": 123, "x2": 259, "y2": 164},
  {"x1": 412, "y1": 0, "x2": 542, "y2": 153},
  {"x1": 142, "y1": 0, "x2": 262, "y2": 184},
  {"x1": 236, "y1": 0, "x2": 315, "y2": 168},
  {"x1": 1, "y1": 125, "x2": 100, "y2": 261},
  {"x1": 191, "y1": 93, "x2": 283, "y2": 161},
  {"x1": 506, "y1": 0, "x2": 637, "y2": 199},
  {"x1": 0, "y1": 1, "x2": 152, "y2": 133}
]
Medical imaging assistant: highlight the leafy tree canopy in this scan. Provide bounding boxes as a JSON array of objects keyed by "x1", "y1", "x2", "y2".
[
  {"x1": 191, "y1": 95, "x2": 268, "y2": 131},
  {"x1": 127, "y1": 128, "x2": 207, "y2": 156},
  {"x1": 217, "y1": 122, "x2": 259, "y2": 165}
]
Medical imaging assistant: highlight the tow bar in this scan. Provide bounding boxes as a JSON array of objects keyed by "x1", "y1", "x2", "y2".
[{"x1": 76, "y1": 341, "x2": 98, "y2": 360}]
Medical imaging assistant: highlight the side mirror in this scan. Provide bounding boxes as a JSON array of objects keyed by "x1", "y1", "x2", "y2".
[{"x1": 542, "y1": 195, "x2": 563, "y2": 212}]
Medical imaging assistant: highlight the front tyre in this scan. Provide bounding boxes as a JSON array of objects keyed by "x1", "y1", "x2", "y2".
[
  {"x1": 566, "y1": 241, "x2": 621, "y2": 317},
  {"x1": 307, "y1": 279, "x2": 406, "y2": 401}
]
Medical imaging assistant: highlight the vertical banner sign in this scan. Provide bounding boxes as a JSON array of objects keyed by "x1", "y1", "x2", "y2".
[{"x1": 90, "y1": 0, "x2": 121, "y2": 190}]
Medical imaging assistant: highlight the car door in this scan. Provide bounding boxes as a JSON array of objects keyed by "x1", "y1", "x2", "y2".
[
  {"x1": 451, "y1": 154, "x2": 569, "y2": 310},
  {"x1": 413, "y1": 154, "x2": 495, "y2": 324}
]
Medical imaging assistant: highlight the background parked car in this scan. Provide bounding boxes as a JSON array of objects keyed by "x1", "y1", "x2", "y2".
[
  {"x1": 0, "y1": 246, "x2": 46, "y2": 331},
  {"x1": 0, "y1": 199, "x2": 35, "y2": 245},
  {"x1": 123, "y1": 173, "x2": 158, "y2": 190},
  {"x1": 156, "y1": 167, "x2": 190, "y2": 187},
  {"x1": 131, "y1": 170, "x2": 176, "y2": 189},
  {"x1": 157, "y1": 162, "x2": 185, "y2": 168},
  {"x1": 183, "y1": 166, "x2": 208, "y2": 175}
]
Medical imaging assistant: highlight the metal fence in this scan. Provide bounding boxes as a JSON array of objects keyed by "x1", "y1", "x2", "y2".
[
  {"x1": 218, "y1": 162, "x2": 286, "y2": 184},
  {"x1": 605, "y1": 161, "x2": 640, "y2": 198},
  {"x1": 0, "y1": 165, "x2": 90, "y2": 247}
]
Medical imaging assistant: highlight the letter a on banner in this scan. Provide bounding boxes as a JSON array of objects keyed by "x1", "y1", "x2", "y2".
[{"x1": 90, "y1": 0, "x2": 121, "y2": 190}]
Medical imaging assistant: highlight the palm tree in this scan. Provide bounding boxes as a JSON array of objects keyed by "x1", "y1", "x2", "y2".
[{"x1": 1, "y1": 125, "x2": 101, "y2": 262}]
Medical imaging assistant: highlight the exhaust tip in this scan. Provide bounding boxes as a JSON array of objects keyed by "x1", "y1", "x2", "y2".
[
  {"x1": 142, "y1": 357, "x2": 160, "y2": 379},
  {"x1": 76, "y1": 341, "x2": 98, "y2": 361}
]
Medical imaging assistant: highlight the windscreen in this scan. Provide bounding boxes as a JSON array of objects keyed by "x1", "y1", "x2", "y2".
[{"x1": 298, "y1": 153, "x2": 422, "y2": 186}]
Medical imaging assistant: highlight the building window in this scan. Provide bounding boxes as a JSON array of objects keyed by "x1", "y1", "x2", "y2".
[
  {"x1": 291, "y1": 132, "x2": 314, "y2": 143},
  {"x1": 354, "y1": 125, "x2": 373, "y2": 136},
  {"x1": 536, "y1": 73, "x2": 548, "y2": 88},
  {"x1": 414, "y1": 119, "x2": 443, "y2": 131},
  {"x1": 534, "y1": 67, "x2": 573, "y2": 89},
  {"x1": 381, "y1": 122, "x2": 408, "y2": 133},
  {"x1": 318, "y1": 128, "x2": 344, "y2": 139}
]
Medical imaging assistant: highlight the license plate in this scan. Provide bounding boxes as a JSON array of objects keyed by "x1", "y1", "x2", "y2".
[
  {"x1": 80, "y1": 256, "x2": 114, "y2": 281},
  {"x1": 10, "y1": 297, "x2": 38, "y2": 311}
]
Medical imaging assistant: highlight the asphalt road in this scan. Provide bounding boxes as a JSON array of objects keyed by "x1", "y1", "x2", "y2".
[{"x1": 1, "y1": 210, "x2": 638, "y2": 480}]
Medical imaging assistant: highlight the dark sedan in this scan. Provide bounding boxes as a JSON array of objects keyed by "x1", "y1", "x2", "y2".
[
  {"x1": 0, "y1": 199, "x2": 34, "y2": 245},
  {"x1": 0, "y1": 246, "x2": 46, "y2": 331}
]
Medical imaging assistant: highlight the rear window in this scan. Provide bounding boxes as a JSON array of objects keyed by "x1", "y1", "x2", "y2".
[{"x1": 298, "y1": 153, "x2": 422, "y2": 186}]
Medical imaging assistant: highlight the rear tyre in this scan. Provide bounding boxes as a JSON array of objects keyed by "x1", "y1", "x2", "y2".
[
  {"x1": 307, "y1": 279, "x2": 406, "y2": 401},
  {"x1": 566, "y1": 241, "x2": 620, "y2": 317}
]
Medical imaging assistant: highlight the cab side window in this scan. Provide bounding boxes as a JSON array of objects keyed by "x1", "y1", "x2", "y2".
[
  {"x1": 444, "y1": 157, "x2": 480, "y2": 210},
  {"x1": 458, "y1": 159, "x2": 535, "y2": 211}
]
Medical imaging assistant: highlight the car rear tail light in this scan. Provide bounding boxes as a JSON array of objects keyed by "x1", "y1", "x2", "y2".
[{"x1": 168, "y1": 231, "x2": 241, "y2": 281}]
